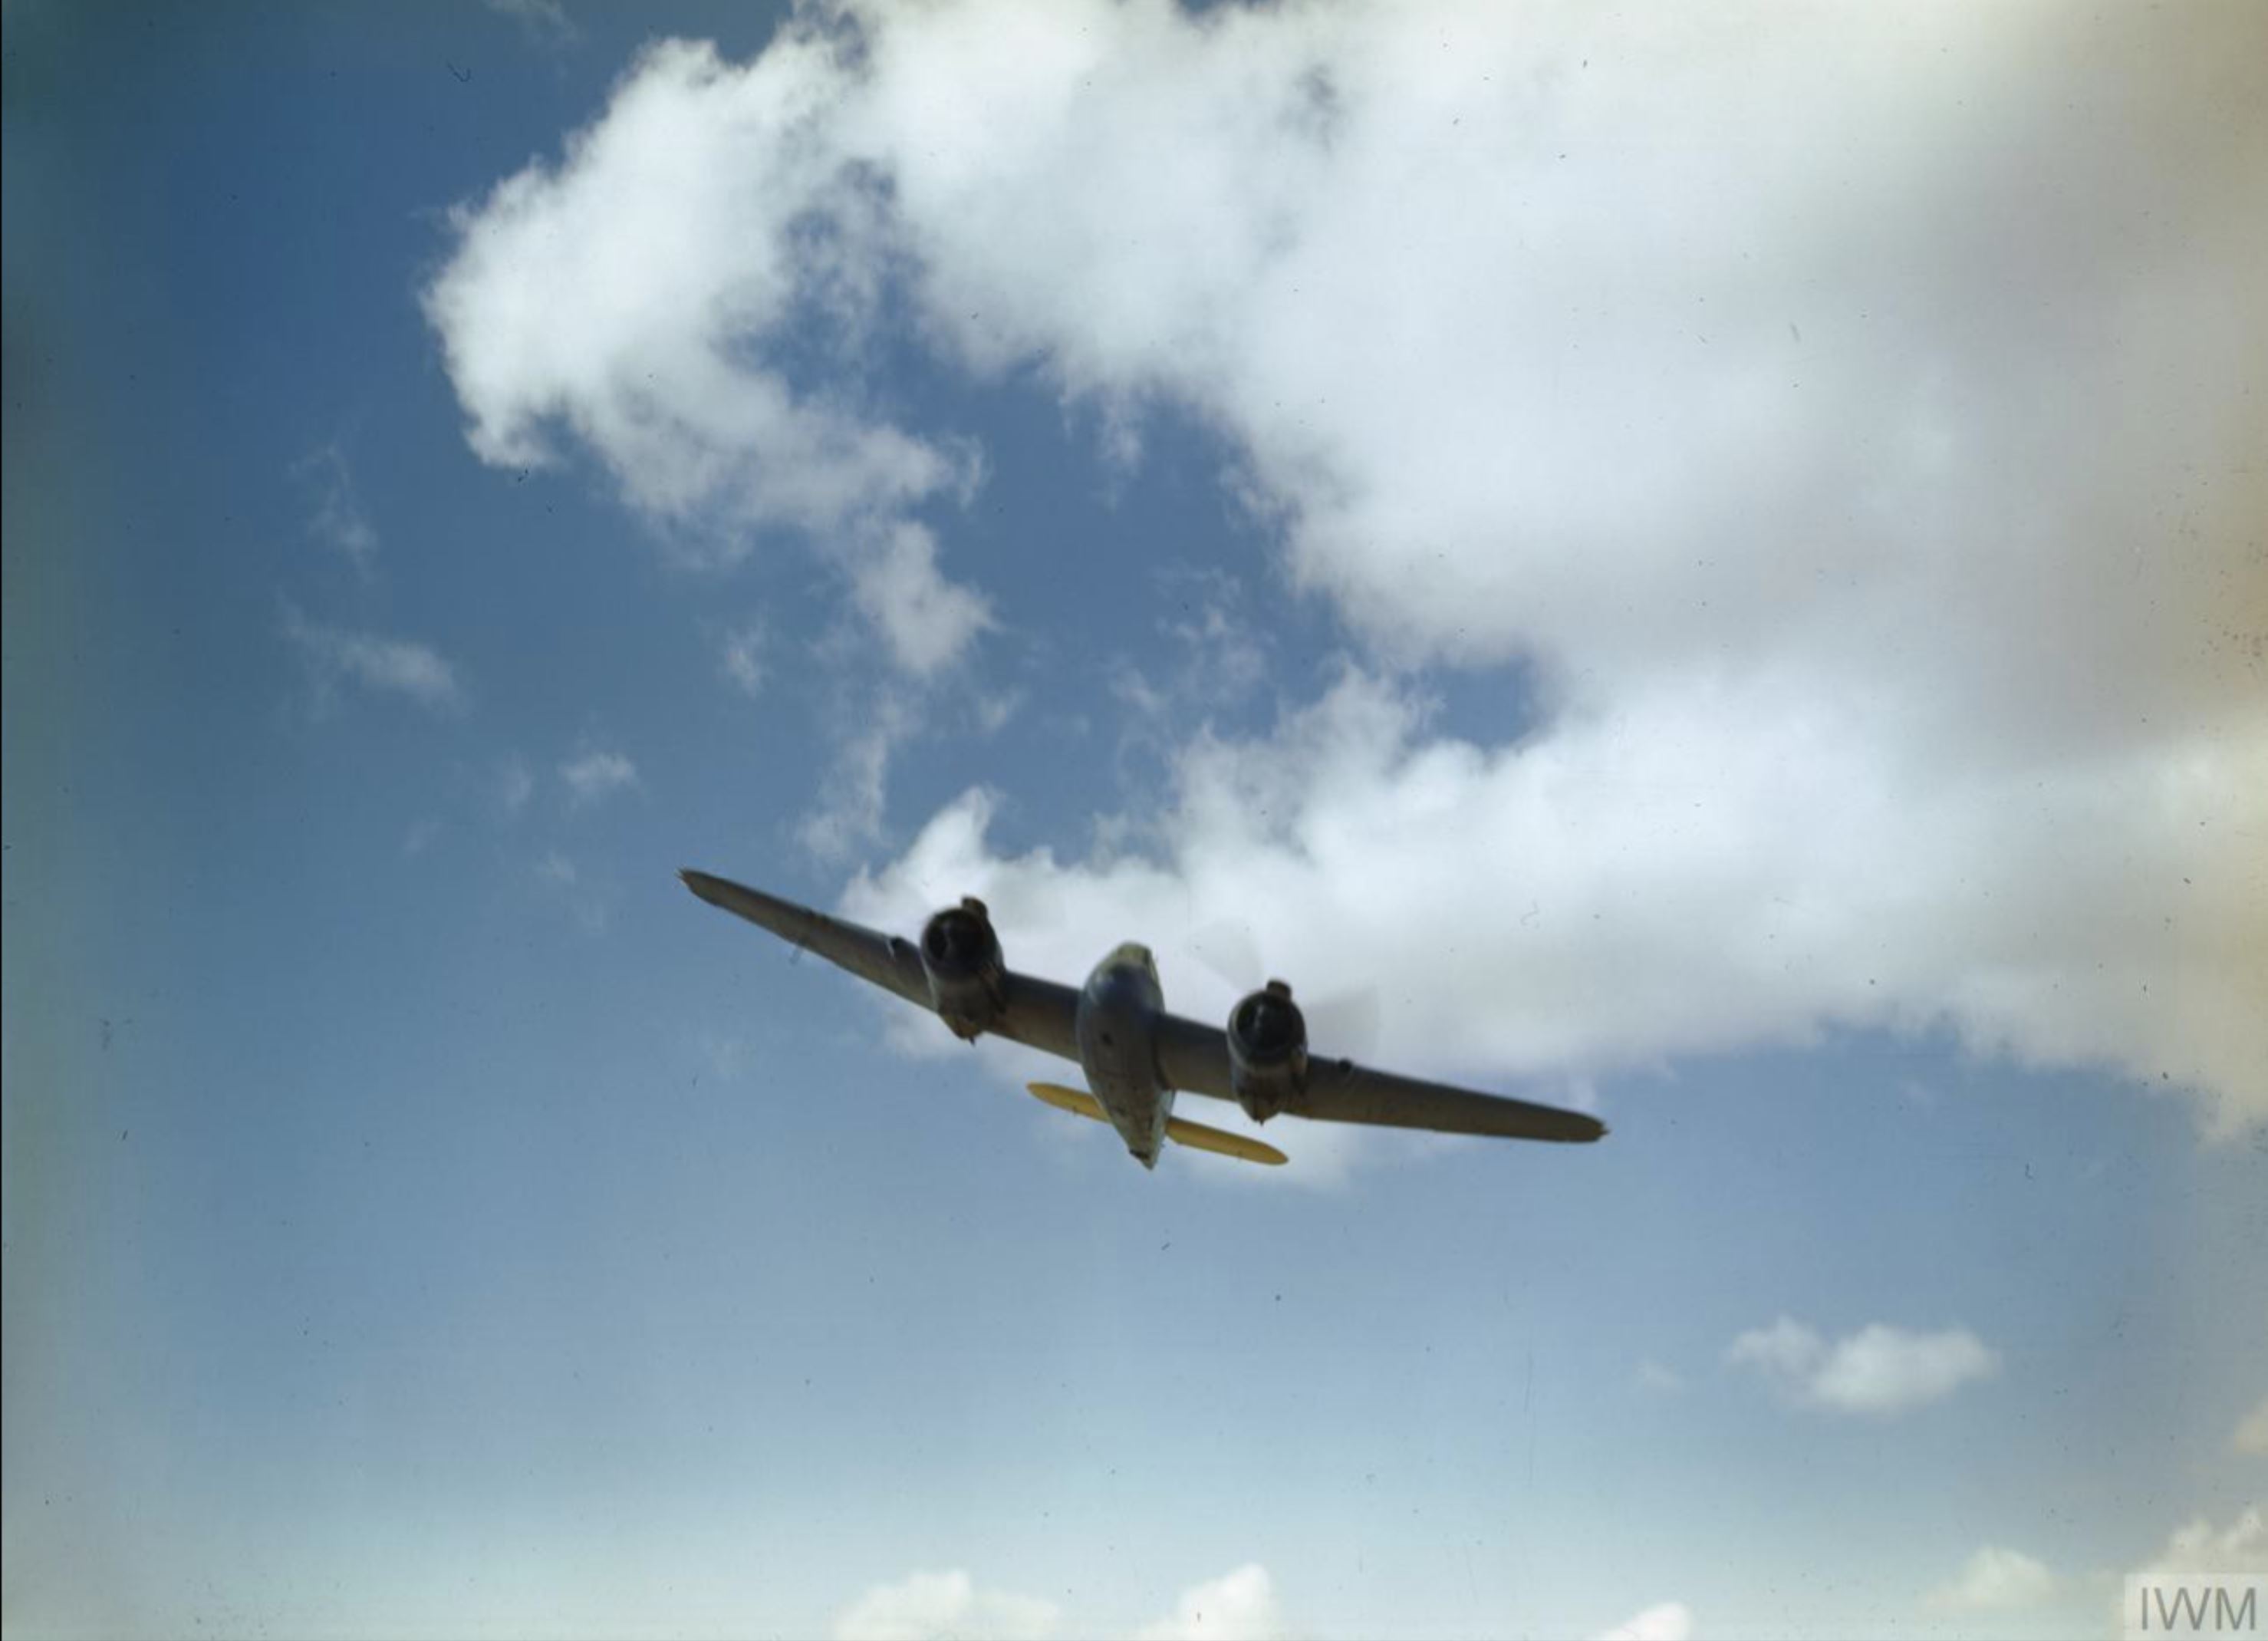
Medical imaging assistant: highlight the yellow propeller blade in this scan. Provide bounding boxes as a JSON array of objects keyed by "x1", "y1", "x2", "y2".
[{"x1": 1025, "y1": 1082, "x2": 1288, "y2": 1166}]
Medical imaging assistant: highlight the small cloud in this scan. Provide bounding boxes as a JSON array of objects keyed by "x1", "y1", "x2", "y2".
[
  {"x1": 719, "y1": 621, "x2": 767, "y2": 697},
  {"x1": 1157, "y1": 568, "x2": 1270, "y2": 704},
  {"x1": 281, "y1": 601, "x2": 464, "y2": 715},
  {"x1": 697, "y1": 1033, "x2": 750, "y2": 1083},
  {"x1": 2234, "y1": 1395, "x2": 2268, "y2": 1456},
  {"x1": 832, "y1": 1570, "x2": 1058, "y2": 1641},
  {"x1": 533, "y1": 850, "x2": 609, "y2": 930},
  {"x1": 1634, "y1": 1359, "x2": 1684, "y2": 1396},
  {"x1": 799, "y1": 694, "x2": 917, "y2": 863},
  {"x1": 402, "y1": 818, "x2": 443, "y2": 857},
  {"x1": 496, "y1": 756, "x2": 535, "y2": 819},
  {"x1": 1727, "y1": 1316, "x2": 1999, "y2": 1415},
  {"x1": 1135, "y1": 1564, "x2": 1286, "y2": 1641},
  {"x1": 1595, "y1": 1601, "x2": 1694, "y2": 1640},
  {"x1": 296, "y1": 444, "x2": 379, "y2": 576},
  {"x1": 850, "y1": 521, "x2": 992, "y2": 677},
  {"x1": 1927, "y1": 1545, "x2": 2056, "y2": 1611},
  {"x1": 485, "y1": 0, "x2": 576, "y2": 46},
  {"x1": 973, "y1": 689, "x2": 1023, "y2": 736},
  {"x1": 560, "y1": 746, "x2": 639, "y2": 808}
]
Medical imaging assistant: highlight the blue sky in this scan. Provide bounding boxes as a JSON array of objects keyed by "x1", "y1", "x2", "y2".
[{"x1": 5, "y1": 3, "x2": 2263, "y2": 1637}]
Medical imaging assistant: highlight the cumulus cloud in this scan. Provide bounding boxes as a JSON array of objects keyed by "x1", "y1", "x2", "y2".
[
  {"x1": 423, "y1": 31, "x2": 987, "y2": 671},
  {"x1": 280, "y1": 601, "x2": 464, "y2": 714},
  {"x1": 847, "y1": 667, "x2": 2263, "y2": 1131},
  {"x1": 436, "y1": 2, "x2": 2268, "y2": 1131},
  {"x1": 2133, "y1": 1505, "x2": 2268, "y2": 1578},
  {"x1": 831, "y1": 1565, "x2": 1287, "y2": 1641},
  {"x1": 1927, "y1": 1546, "x2": 2056, "y2": 1611},
  {"x1": 2235, "y1": 1396, "x2": 2268, "y2": 1457},
  {"x1": 1134, "y1": 1564, "x2": 1287, "y2": 1641},
  {"x1": 559, "y1": 746, "x2": 640, "y2": 807},
  {"x1": 831, "y1": 1570, "x2": 1058, "y2": 1641},
  {"x1": 1726, "y1": 1317, "x2": 2000, "y2": 1415},
  {"x1": 1595, "y1": 1601, "x2": 1694, "y2": 1641}
]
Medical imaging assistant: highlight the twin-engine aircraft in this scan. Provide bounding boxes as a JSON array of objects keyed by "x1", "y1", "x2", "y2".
[{"x1": 680, "y1": 870, "x2": 1606, "y2": 1171}]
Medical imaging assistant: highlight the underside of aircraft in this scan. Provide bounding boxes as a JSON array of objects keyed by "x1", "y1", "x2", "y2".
[{"x1": 680, "y1": 869, "x2": 1606, "y2": 1171}]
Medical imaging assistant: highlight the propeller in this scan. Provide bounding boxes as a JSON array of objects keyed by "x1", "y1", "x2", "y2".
[{"x1": 1185, "y1": 918, "x2": 1381, "y2": 1063}]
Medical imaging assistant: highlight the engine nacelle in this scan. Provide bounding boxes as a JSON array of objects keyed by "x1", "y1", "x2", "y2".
[
  {"x1": 921, "y1": 898, "x2": 1006, "y2": 1040},
  {"x1": 1227, "y1": 979, "x2": 1308, "y2": 1122}
]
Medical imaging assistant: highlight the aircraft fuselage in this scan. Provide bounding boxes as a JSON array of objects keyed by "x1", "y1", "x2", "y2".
[{"x1": 1076, "y1": 942, "x2": 1174, "y2": 1167}]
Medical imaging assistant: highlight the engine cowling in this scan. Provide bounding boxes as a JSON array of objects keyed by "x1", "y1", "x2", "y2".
[
  {"x1": 920, "y1": 898, "x2": 1006, "y2": 1040},
  {"x1": 1227, "y1": 979, "x2": 1308, "y2": 1122}
]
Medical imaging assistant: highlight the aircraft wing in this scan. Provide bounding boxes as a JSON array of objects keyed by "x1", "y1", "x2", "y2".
[
  {"x1": 1150, "y1": 1010, "x2": 1607, "y2": 1144},
  {"x1": 677, "y1": 870, "x2": 1083, "y2": 1063}
]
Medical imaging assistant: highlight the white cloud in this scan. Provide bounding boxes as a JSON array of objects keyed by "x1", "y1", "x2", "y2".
[
  {"x1": 533, "y1": 849, "x2": 612, "y2": 931},
  {"x1": 1726, "y1": 1317, "x2": 1999, "y2": 1415},
  {"x1": 436, "y1": 2, "x2": 2268, "y2": 1132},
  {"x1": 800, "y1": 691, "x2": 919, "y2": 862},
  {"x1": 832, "y1": 1570, "x2": 1058, "y2": 1641},
  {"x1": 296, "y1": 444, "x2": 380, "y2": 575},
  {"x1": 423, "y1": 32, "x2": 989, "y2": 670},
  {"x1": 2235, "y1": 1396, "x2": 2268, "y2": 1457},
  {"x1": 280, "y1": 601, "x2": 464, "y2": 714},
  {"x1": 1634, "y1": 1359, "x2": 1684, "y2": 1396},
  {"x1": 719, "y1": 621, "x2": 767, "y2": 697},
  {"x1": 2116, "y1": 1506, "x2": 2268, "y2": 1641},
  {"x1": 696, "y1": 1033, "x2": 749, "y2": 1082},
  {"x1": 971, "y1": 688, "x2": 1022, "y2": 736},
  {"x1": 829, "y1": 1565, "x2": 1288, "y2": 1641},
  {"x1": 2133, "y1": 1505, "x2": 2268, "y2": 1578},
  {"x1": 1133, "y1": 1566, "x2": 1287, "y2": 1641},
  {"x1": 560, "y1": 746, "x2": 639, "y2": 807},
  {"x1": 495, "y1": 755, "x2": 535, "y2": 819},
  {"x1": 1926, "y1": 1546, "x2": 2056, "y2": 1612},
  {"x1": 1595, "y1": 1601, "x2": 1694, "y2": 1641},
  {"x1": 486, "y1": 0, "x2": 574, "y2": 48},
  {"x1": 850, "y1": 520, "x2": 992, "y2": 677}
]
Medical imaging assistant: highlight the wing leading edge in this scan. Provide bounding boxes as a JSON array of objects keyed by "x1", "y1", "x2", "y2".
[
  {"x1": 1150, "y1": 1011, "x2": 1606, "y2": 1145},
  {"x1": 679, "y1": 869, "x2": 930, "y2": 1007},
  {"x1": 677, "y1": 870, "x2": 1083, "y2": 1063}
]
